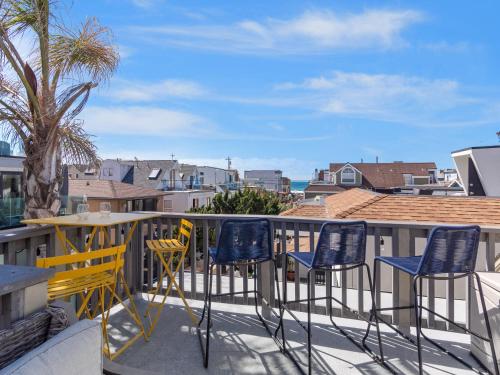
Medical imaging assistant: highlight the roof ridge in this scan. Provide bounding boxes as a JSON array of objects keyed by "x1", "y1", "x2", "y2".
[{"x1": 336, "y1": 193, "x2": 388, "y2": 218}]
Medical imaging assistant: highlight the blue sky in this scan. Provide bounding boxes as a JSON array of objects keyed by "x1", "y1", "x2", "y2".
[{"x1": 66, "y1": 0, "x2": 500, "y2": 179}]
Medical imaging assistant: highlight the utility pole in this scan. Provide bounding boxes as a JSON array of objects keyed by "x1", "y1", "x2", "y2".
[{"x1": 170, "y1": 153, "x2": 175, "y2": 161}]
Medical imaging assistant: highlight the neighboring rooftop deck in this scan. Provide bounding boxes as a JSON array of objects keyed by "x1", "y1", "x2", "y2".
[{"x1": 107, "y1": 296, "x2": 483, "y2": 374}]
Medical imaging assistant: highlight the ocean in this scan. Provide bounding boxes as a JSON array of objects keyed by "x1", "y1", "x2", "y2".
[{"x1": 291, "y1": 180, "x2": 308, "y2": 192}]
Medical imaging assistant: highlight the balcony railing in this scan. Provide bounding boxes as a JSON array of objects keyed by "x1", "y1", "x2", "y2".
[{"x1": 3, "y1": 212, "x2": 499, "y2": 333}]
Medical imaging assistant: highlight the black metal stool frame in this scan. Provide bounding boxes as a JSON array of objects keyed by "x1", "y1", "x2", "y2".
[
  {"x1": 363, "y1": 258, "x2": 499, "y2": 375},
  {"x1": 197, "y1": 257, "x2": 283, "y2": 368},
  {"x1": 276, "y1": 258, "x2": 388, "y2": 375}
]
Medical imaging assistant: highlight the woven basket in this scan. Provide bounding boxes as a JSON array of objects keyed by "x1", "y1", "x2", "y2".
[{"x1": 0, "y1": 311, "x2": 51, "y2": 369}]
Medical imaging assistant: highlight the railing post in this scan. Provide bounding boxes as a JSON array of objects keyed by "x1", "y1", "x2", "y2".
[{"x1": 393, "y1": 227, "x2": 412, "y2": 334}]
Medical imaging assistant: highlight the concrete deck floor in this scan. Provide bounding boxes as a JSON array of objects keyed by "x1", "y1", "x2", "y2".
[{"x1": 104, "y1": 295, "x2": 485, "y2": 375}]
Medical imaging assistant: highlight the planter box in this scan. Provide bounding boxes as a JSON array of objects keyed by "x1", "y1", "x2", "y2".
[{"x1": 470, "y1": 272, "x2": 500, "y2": 374}]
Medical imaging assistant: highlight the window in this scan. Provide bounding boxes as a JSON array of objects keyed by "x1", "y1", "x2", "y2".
[
  {"x1": 412, "y1": 176, "x2": 430, "y2": 185},
  {"x1": 341, "y1": 167, "x2": 355, "y2": 184},
  {"x1": 108, "y1": 168, "x2": 113, "y2": 177},
  {"x1": 148, "y1": 168, "x2": 161, "y2": 179},
  {"x1": 192, "y1": 198, "x2": 199, "y2": 209}
]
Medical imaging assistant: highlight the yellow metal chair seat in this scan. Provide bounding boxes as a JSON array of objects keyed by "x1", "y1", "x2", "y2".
[
  {"x1": 46, "y1": 271, "x2": 116, "y2": 300},
  {"x1": 146, "y1": 239, "x2": 184, "y2": 252}
]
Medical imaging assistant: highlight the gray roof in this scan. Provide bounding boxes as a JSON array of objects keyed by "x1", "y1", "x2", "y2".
[{"x1": 122, "y1": 160, "x2": 177, "y2": 190}]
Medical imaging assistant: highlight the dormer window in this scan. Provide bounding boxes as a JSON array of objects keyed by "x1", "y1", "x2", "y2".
[
  {"x1": 341, "y1": 167, "x2": 355, "y2": 184},
  {"x1": 148, "y1": 168, "x2": 161, "y2": 179}
]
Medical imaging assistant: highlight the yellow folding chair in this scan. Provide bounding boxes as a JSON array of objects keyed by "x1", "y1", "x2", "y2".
[
  {"x1": 36, "y1": 245, "x2": 146, "y2": 359},
  {"x1": 145, "y1": 219, "x2": 197, "y2": 336}
]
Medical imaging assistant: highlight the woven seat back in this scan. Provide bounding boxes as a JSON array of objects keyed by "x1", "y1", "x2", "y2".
[
  {"x1": 312, "y1": 221, "x2": 367, "y2": 268},
  {"x1": 214, "y1": 219, "x2": 272, "y2": 264},
  {"x1": 418, "y1": 225, "x2": 480, "y2": 275}
]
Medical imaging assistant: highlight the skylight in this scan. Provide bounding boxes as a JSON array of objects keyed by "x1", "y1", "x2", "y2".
[{"x1": 148, "y1": 168, "x2": 161, "y2": 179}]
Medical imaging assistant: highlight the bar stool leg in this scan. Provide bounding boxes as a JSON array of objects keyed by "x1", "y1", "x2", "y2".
[
  {"x1": 307, "y1": 270, "x2": 312, "y2": 375},
  {"x1": 363, "y1": 262, "x2": 385, "y2": 361},
  {"x1": 413, "y1": 276, "x2": 423, "y2": 375}
]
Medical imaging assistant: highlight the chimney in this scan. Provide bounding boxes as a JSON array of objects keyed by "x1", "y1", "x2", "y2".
[{"x1": 376, "y1": 156, "x2": 379, "y2": 164}]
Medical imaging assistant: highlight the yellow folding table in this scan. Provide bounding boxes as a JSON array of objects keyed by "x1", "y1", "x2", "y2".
[{"x1": 23, "y1": 212, "x2": 161, "y2": 359}]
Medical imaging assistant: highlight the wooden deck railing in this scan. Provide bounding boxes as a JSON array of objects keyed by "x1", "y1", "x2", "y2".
[{"x1": 4, "y1": 213, "x2": 499, "y2": 333}]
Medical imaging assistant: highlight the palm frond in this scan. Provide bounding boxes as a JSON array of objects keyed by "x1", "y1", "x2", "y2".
[
  {"x1": 55, "y1": 81, "x2": 94, "y2": 123},
  {"x1": 58, "y1": 119, "x2": 99, "y2": 167},
  {"x1": 50, "y1": 17, "x2": 118, "y2": 83},
  {"x1": 0, "y1": 0, "x2": 40, "y2": 36}
]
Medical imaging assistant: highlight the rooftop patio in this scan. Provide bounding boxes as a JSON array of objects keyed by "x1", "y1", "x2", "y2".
[{"x1": 0, "y1": 212, "x2": 498, "y2": 374}]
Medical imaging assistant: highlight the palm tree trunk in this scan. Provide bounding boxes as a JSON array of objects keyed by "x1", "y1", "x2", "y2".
[{"x1": 23, "y1": 144, "x2": 62, "y2": 219}]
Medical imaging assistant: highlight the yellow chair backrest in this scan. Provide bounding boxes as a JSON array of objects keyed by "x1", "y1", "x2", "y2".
[
  {"x1": 36, "y1": 245, "x2": 127, "y2": 282},
  {"x1": 176, "y1": 219, "x2": 193, "y2": 249}
]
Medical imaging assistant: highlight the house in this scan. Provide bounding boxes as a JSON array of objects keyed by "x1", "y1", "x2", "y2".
[
  {"x1": 67, "y1": 179, "x2": 167, "y2": 213},
  {"x1": 179, "y1": 164, "x2": 200, "y2": 190},
  {"x1": 451, "y1": 145, "x2": 500, "y2": 197},
  {"x1": 243, "y1": 170, "x2": 284, "y2": 192},
  {"x1": 162, "y1": 190, "x2": 213, "y2": 213},
  {"x1": 328, "y1": 161, "x2": 438, "y2": 193},
  {"x1": 438, "y1": 168, "x2": 458, "y2": 183},
  {"x1": 281, "y1": 177, "x2": 291, "y2": 194},
  {"x1": 66, "y1": 165, "x2": 99, "y2": 180},
  {"x1": 100, "y1": 159, "x2": 180, "y2": 191},
  {"x1": 197, "y1": 166, "x2": 238, "y2": 191},
  {"x1": 99, "y1": 159, "x2": 215, "y2": 212}
]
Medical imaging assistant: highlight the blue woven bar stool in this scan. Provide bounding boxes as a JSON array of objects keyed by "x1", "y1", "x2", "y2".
[
  {"x1": 276, "y1": 221, "x2": 384, "y2": 375},
  {"x1": 362, "y1": 225, "x2": 499, "y2": 375},
  {"x1": 197, "y1": 218, "x2": 282, "y2": 368}
]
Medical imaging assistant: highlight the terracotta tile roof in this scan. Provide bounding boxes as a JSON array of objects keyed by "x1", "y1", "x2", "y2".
[
  {"x1": 324, "y1": 188, "x2": 382, "y2": 217},
  {"x1": 347, "y1": 195, "x2": 500, "y2": 226},
  {"x1": 69, "y1": 180, "x2": 167, "y2": 200},
  {"x1": 281, "y1": 204, "x2": 327, "y2": 218},
  {"x1": 281, "y1": 188, "x2": 500, "y2": 226},
  {"x1": 329, "y1": 162, "x2": 437, "y2": 189}
]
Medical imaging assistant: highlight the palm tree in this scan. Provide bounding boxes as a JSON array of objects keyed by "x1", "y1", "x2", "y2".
[{"x1": 0, "y1": 0, "x2": 118, "y2": 218}]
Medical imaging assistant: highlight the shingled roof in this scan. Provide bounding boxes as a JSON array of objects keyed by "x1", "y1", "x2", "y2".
[
  {"x1": 282, "y1": 188, "x2": 500, "y2": 226},
  {"x1": 69, "y1": 180, "x2": 167, "y2": 200},
  {"x1": 329, "y1": 162, "x2": 437, "y2": 189}
]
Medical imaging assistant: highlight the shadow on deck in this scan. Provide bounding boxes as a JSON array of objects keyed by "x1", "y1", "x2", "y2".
[{"x1": 106, "y1": 296, "x2": 484, "y2": 375}]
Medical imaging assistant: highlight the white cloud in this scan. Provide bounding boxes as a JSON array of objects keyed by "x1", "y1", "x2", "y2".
[
  {"x1": 273, "y1": 71, "x2": 497, "y2": 127},
  {"x1": 133, "y1": 8, "x2": 423, "y2": 54},
  {"x1": 106, "y1": 79, "x2": 207, "y2": 101},
  {"x1": 81, "y1": 106, "x2": 214, "y2": 136}
]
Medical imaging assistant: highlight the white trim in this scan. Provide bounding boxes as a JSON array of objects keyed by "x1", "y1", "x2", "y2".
[{"x1": 340, "y1": 166, "x2": 357, "y2": 184}]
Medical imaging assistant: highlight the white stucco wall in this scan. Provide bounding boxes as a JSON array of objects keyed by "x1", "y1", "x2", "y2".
[{"x1": 163, "y1": 190, "x2": 215, "y2": 213}]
